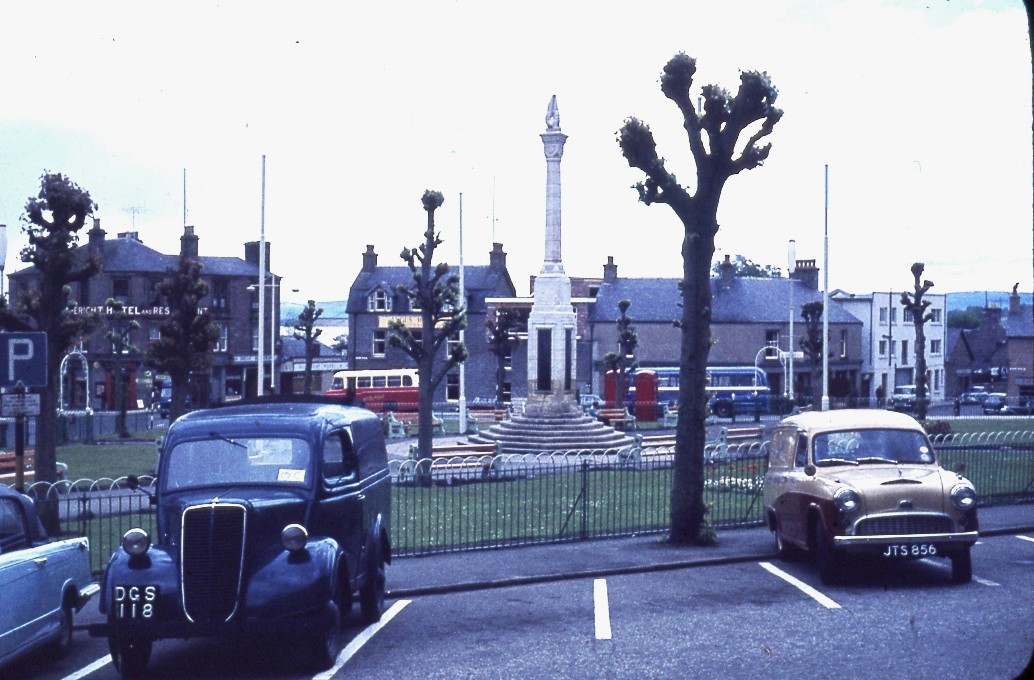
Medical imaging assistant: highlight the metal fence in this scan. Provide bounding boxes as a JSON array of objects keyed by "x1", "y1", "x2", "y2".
[{"x1": 13, "y1": 429, "x2": 1034, "y2": 574}]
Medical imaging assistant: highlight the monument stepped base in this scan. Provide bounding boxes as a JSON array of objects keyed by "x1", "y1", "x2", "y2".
[{"x1": 467, "y1": 411, "x2": 636, "y2": 455}]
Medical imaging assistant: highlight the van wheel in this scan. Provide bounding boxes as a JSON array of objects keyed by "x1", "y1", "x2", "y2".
[
  {"x1": 307, "y1": 606, "x2": 341, "y2": 671},
  {"x1": 359, "y1": 551, "x2": 386, "y2": 624},
  {"x1": 109, "y1": 635, "x2": 152, "y2": 679},
  {"x1": 951, "y1": 549, "x2": 972, "y2": 584}
]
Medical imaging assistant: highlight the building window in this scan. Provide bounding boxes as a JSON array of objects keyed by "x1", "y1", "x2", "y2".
[
  {"x1": 839, "y1": 330, "x2": 847, "y2": 358},
  {"x1": 368, "y1": 289, "x2": 392, "y2": 312},
  {"x1": 252, "y1": 323, "x2": 260, "y2": 351},
  {"x1": 901, "y1": 339, "x2": 909, "y2": 365},
  {"x1": 904, "y1": 308, "x2": 914, "y2": 323},
  {"x1": 112, "y1": 277, "x2": 130, "y2": 304},
  {"x1": 878, "y1": 339, "x2": 887, "y2": 356},
  {"x1": 890, "y1": 308, "x2": 897, "y2": 323},
  {"x1": 931, "y1": 308, "x2": 942, "y2": 323},
  {"x1": 879, "y1": 307, "x2": 887, "y2": 323},
  {"x1": 214, "y1": 324, "x2": 228, "y2": 352},
  {"x1": 148, "y1": 325, "x2": 161, "y2": 342},
  {"x1": 931, "y1": 339, "x2": 942, "y2": 355},
  {"x1": 765, "y1": 330, "x2": 779, "y2": 358},
  {"x1": 409, "y1": 294, "x2": 422, "y2": 312},
  {"x1": 372, "y1": 330, "x2": 387, "y2": 357},
  {"x1": 211, "y1": 279, "x2": 229, "y2": 311},
  {"x1": 447, "y1": 332, "x2": 461, "y2": 356},
  {"x1": 446, "y1": 372, "x2": 460, "y2": 401}
]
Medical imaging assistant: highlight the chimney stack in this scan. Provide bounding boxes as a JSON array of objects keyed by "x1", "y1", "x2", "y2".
[
  {"x1": 362, "y1": 245, "x2": 378, "y2": 272},
  {"x1": 489, "y1": 242, "x2": 507, "y2": 271},
  {"x1": 603, "y1": 256, "x2": 618, "y2": 283},
  {"x1": 180, "y1": 225, "x2": 199, "y2": 259}
]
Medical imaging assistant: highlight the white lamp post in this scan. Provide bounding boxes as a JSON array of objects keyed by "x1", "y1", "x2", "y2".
[
  {"x1": 249, "y1": 273, "x2": 279, "y2": 394},
  {"x1": 787, "y1": 239, "x2": 796, "y2": 404}
]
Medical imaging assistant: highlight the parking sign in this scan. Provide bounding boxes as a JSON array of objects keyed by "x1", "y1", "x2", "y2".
[{"x1": 0, "y1": 333, "x2": 48, "y2": 388}]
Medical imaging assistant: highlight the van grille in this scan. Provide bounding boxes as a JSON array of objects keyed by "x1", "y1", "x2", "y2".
[
  {"x1": 855, "y1": 514, "x2": 952, "y2": 536},
  {"x1": 181, "y1": 503, "x2": 246, "y2": 625}
]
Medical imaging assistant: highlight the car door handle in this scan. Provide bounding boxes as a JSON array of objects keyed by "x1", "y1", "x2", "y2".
[{"x1": 34, "y1": 557, "x2": 48, "y2": 568}]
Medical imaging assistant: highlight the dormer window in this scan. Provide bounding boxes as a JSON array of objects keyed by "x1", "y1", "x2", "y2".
[{"x1": 368, "y1": 288, "x2": 392, "y2": 312}]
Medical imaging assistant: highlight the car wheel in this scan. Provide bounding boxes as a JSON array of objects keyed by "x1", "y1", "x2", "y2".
[
  {"x1": 813, "y1": 522, "x2": 839, "y2": 585},
  {"x1": 307, "y1": 606, "x2": 341, "y2": 671},
  {"x1": 715, "y1": 402, "x2": 733, "y2": 418},
  {"x1": 109, "y1": 635, "x2": 152, "y2": 679},
  {"x1": 359, "y1": 551, "x2": 386, "y2": 624},
  {"x1": 774, "y1": 525, "x2": 800, "y2": 561},
  {"x1": 49, "y1": 604, "x2": 74, "y2": 658},
  {"x1": 951, "y1": 549, "x2": 972, "y2": 584}
]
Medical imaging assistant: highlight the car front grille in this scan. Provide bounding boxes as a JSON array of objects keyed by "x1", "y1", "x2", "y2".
[
  {"x1": 181, "y1": 503, "x2": 246, "y2": 625},
  {"x1": 855, "y1": 513, "x2": 953, "y2": 536}
]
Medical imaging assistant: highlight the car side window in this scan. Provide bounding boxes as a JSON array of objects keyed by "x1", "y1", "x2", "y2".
[
  {"x1": 0, "y1": 497, "x2": 28, "y2": 552},
  {"x1": 323, "y1": 431, "x2": 358, "y2": 481},
  {"x1": 794, "y1": 435, "x2": 809, "y2": 468},
  {"x1": 768, "y1": 428, "x2": 795, "y2": 469}
]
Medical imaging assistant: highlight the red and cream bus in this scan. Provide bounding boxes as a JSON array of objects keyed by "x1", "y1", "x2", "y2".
[{"x1": 324, "y1": 368, "x2": 419, "y2": 412}]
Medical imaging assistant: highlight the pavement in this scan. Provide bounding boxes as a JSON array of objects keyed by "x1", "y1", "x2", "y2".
[{"x1": 383, "y1": 502, "x2": 1034, "y2": 598}]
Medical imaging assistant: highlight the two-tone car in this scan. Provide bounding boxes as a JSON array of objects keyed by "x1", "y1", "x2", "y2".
[
  {"x1": 90, "y1": 399, "x2": 392, "y2": 678},
  {"x1": 0, "y1": 485, "x2": 98, "y2": 670},
  {"x1": 763, "y1": 409, "x2": 978, "y2": 584}
]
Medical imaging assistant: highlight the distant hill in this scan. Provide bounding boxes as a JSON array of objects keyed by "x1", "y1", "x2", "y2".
[
  {"x1": 946, "y1": 291, "x2": 1032, "y2": 313},
  {"x1": 280, "y1": 300, "x2": 348, "y2": 326}
]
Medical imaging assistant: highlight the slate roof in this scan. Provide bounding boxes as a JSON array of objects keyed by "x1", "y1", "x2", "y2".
[
  {"x1": 279, "y1": 334, "x2": 339, "y2": 361},
  {"x1": 347, "y1": 264, "x2": 515, "y2": 316},
  {"x1": 591, "y1": 276, "x2": 863, "y2": 325},
  {"x1": 10, "y1": 235, "x2": 263, "y2": 279},
  {"x1": 1004, "y1": 304, "x2": 1034, "y2": 339}
]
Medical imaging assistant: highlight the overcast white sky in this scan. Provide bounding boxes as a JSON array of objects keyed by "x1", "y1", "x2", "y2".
[{"x1": 0, "y1": 0, "x2": 1030, "y2": 305}]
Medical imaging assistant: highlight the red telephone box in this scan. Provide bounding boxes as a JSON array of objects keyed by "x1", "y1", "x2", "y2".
[{"x1": 634, "y1": 369, "x2": 658, "y2": 422}]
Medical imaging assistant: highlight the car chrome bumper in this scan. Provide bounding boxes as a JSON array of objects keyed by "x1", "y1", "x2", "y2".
[{"x1": 834, "y1": 531, "x2": 979, "y2": 550}]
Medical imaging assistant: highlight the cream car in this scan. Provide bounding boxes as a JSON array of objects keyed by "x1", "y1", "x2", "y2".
[{"x1": 763, "y1": 409, "x2": 978, "y2": 584}]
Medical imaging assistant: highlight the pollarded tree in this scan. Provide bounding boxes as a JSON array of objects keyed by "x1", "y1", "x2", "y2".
[
  {"x1": 900, "y1": 262, "x2": 934, "y2": 420},
  {"x1": 485, "y1": 307, "x2": 526, "y2": 405},
  {"x1": 17, "y1": 173, "x2": 102, "y2": 499},
  {"x1": 293, "y1": 299, "x2": 323, "y2": 395},
  {"x1": 711, "y1": 254, "x2": 781, "y2": 278},
  {"x1": 602, "y1": 299, "x2": 639, "y2": 409},
  {"x1": 144, "y1": 256, "x2": 220, "y2": 422},
  {"x1": 105, "y1": 298, "x2": 140, "y2": 438},
  {"x1": 388, "y1": 190, "x2": 468, "y2": 461},
  {"x1": 798, "y1": 301, "x2": 825, "y2": 405},
  {"x1": 618, "y1": 53, "x2": 782, "y2": 545}
]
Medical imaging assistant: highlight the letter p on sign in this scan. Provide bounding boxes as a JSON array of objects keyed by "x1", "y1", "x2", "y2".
[{"x1": 0, "y1": 333, "x2": 47, "y2": 388}]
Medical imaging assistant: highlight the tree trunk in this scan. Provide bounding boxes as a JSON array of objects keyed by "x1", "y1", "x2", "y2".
[{"x1": 671, "y1": 225, "x2": 716, "y2": 545}]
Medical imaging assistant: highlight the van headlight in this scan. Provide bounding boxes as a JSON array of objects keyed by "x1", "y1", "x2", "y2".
[
  {"x1": 281, "y1": 524, "x2": 308, "y2": 552},
  {"x1": 834, "y1": 488, "x2": 861, "y2": 513},
  {"x1": 950, "y1": 484, "x2": 976, "y2": 510},
  {"x1": 121, "y1": 528, "x2": 151, "y2": 556}
]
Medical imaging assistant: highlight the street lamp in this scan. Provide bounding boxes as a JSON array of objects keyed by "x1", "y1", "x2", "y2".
[{"x1": 787, "y1": 239, "x2": 796, "y2": 403}]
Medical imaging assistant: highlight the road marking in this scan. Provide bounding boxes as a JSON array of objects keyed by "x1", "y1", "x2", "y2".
[
  {"x1": 593, "y1": 578, "x2": 612, "y2": 640},
  {"x1": 1017, "y1": 535, "x2": 1034, "y2": 544},
  {"x1": 313, "y1": 599, "x2": 411, "y2": 680},
  {"x1": 974, "y1": 576, "x2": 1001, "y2": 587},
  {"x1": 61, "y1": 655, "x2": 112, "y2": 680},
  {"x1": 759, "y1": 562, "x2": 842, "y2": 609}
]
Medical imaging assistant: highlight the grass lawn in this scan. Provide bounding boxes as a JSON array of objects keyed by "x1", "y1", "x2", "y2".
[{"x1": 57, "y1": 428, "x2": 165, "y2": 481}]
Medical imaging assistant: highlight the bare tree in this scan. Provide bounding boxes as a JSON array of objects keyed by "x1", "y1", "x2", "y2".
[
  {"x1": 901, "y1": 262, "x2": 934, "y2": 420},
  {"x1": 618, "y1": 53, "x2": 782, "y2": 545},
  {"x1": 293, "y1": 299, "x2": 323, "y2": 395},
  {"x1": 387, "y1": 191, "x2": 468, "y2": 460},
  {"x1": 602, "y1": 299, "x2": 639, "y2": 409}
]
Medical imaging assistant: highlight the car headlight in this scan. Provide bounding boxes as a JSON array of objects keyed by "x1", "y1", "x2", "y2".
[
  {"x1": 834, "y1": 487, "x2": 861, "y2": 513},
  {"x1": 281, "y1": 524, "x2": 308, "y2": 552},
  {"x1": 950, "y1": 484, "x2": 977, "y2": 510},
  {"x1": 121, "y1": 528, "x2": 151, "y2": 557}
]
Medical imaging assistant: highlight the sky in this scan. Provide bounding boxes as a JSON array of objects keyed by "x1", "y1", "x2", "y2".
[{"x1": 0, "y1": 0, "x2": 1030, "y2": 306}]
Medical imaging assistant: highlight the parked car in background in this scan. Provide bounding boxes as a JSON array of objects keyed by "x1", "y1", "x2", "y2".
[
  {"x1": 90, "y1": 398, "x2": 392, "y2": 678},
  {"x1": 763, "y1": 409, "x2": 978, "y2": 585},
  {"x1": 887, "y1": 385, "x2": 931, "y2": 412},
  {"x1": 981, "y1": 393, "x2": 1009, "y2": 414},
  {"x1": 958, "y1": 387, "x2": 989, "y2": 405},
  {"x1": 0, "y1": 486, "x2": 98, "y2": 670},
  {"x1": 1002, "y1": 397, "x2": 1034, "y2": 416}
]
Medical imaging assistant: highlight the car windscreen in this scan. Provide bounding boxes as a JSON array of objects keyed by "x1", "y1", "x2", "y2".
[
  {"x1": 164, "y1": 436, "x2": 313, "y2": 490},
  {"x1": 812, "y1": 428, "x2": 935, "y2": 466}
]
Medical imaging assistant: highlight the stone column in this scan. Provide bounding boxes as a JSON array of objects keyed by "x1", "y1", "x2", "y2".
[{"x1": 526, "y1": 96, "x2": 579, "y2": 416}]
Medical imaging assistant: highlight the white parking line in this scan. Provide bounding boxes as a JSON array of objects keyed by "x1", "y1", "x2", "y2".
[
  {"x1": 61, "y1": 655, "x2": 112, "y2": 680},
  {"x1": 974, "y1": 576, "x2": 1001, "y2": 587},
  {"x1": 759, "y1": 562, "x2": 842, "y2": 609},
  {"x1": 1017, "y1": 535, "x2": 1034, "y2": 544},
  {"x1": 593, "y1": 579, "x2": 612, "y2": 641},
  {"x1": 313, "y1": 599, "x2": 411, "y2": 680}
]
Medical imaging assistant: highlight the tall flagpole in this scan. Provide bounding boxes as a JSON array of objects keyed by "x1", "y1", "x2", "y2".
[
  {"x1": 458, "y1": 192, "x2": 467, "y2": 434},
  {"x1": 821, "y1": 164, "x2": 830, "y2": 411},
  {"x1": 258, "y1": 156, "x2": 267, "y2": 397}
]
